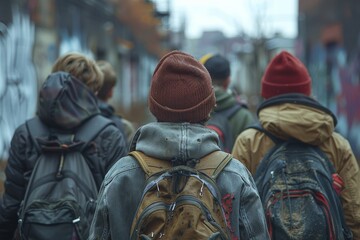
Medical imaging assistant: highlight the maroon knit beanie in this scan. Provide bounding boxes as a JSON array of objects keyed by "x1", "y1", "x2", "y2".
[
  {"x1": 261, "y1": 51, "x2": 312, "y2": 99},
  {"x1": 149, "y1": 50, "x2": 216, "y2": 123}
]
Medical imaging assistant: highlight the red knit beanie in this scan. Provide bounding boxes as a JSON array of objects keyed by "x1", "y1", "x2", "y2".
[
  {"x1": 149, "y1": 50, "x2": 216, "y2": 123},
  {"x1": 261, "y1": 51, "x2": 312, "y2": 99}
]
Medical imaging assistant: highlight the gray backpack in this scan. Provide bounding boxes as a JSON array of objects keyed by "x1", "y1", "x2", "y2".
[{"x1": 17, "y1": 115, "x2": 113, "y2": 240}]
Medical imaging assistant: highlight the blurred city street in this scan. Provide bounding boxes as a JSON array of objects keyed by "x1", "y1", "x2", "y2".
[{"x1": 0, "y1": 0, "x2": 359, "y2": 195}]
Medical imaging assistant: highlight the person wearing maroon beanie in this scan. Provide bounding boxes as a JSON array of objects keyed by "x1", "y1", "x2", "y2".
[
  {"x1": 89, "y1": 50, "x2": 270, "y2": 240},
  {"x1": 232, "y1": 51, "x2": 360, "y2": 239}
]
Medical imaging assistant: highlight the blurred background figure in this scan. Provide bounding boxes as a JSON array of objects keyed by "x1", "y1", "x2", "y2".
[
  {"x1": 200, "y1": 53, "x2": 255, "y2": 152},
  {"x1": 97, "y1": 60, "x2": 135, "y2": 148}
]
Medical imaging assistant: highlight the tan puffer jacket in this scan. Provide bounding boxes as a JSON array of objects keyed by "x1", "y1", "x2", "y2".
[{"x1": 232, "y1": 95, "x2": 360, "y2": 239}]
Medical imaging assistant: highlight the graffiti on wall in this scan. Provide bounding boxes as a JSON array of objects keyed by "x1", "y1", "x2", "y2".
[
  {"x1": 336, "y1": 53, "x2": 360, "y2": 158},
  {"x1": 0, "y1": 10, "x2": 37, "y2": 161},
  {"x1": 309, "y1": 44, "x2": 360, "y2": 159}
]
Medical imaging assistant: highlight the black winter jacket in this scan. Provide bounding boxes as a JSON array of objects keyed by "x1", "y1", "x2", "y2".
[{"x1": 0, "y1": 72, "x2": 127, "y2": 239}]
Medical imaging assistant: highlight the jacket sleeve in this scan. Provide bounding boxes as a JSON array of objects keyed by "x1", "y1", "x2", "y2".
[
  {"x1": 231, "y1": 133, "x2": 253, "y2": 172},
  {"x1": 88, "y1": 182, "x2": 111, "y2": 240},
  {"x1": 85, "y1": 125, "x2": 128, "y2": 240},
  {"x1": 89, "y1": 156, "x2": 146, "y2": 240},
  {"x1": 0, "y1": 125, "x2": 30, "y2": 239},
  {"x1": 102, "y1": 125, "x2": 127, "y2": 172},
  {"x1": 237, "y1": 166, "x2": 270, "y2": 240},
  {"x1": 218, "y1": 160, "x2": 269, "y2": 240},
  {"x1": 92, "y1": 124, "x2": 127, "y2": 185}
]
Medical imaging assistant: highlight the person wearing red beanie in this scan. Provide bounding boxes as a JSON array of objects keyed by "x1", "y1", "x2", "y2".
[
  {"x1": 261, "y1": 51, "x2": 312, "y2": 99},
  {"x1": 232, "y1": 51, "x2": 360, "y2": 239},
  {"x1": 89, "y1": 50, "x2": 270, "y2": 240}
]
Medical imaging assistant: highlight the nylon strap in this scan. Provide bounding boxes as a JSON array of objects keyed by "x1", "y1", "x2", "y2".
[
  {"x1": 128, "y1": 151, "x2": 171, "y2": 177},
  {"x1": 129, "y1": 150, "x2": 232, "y2": 179},
  {"x1": 196, "y1": 151, "x2": 232, "y2": 178},
  {"x1": 26, "y1": 114, "x2": 114, "y2": 152}
]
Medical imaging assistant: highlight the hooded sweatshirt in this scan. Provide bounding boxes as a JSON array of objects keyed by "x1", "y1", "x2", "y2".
[
  {"x1": 232, "y1": 93, "x2": 360, "y2": 239},
  {"x1": 0, "y1": 72, "x2": 127, "y2": 239},
  {"x1": 88, "y1": 122, "x2": 270, "y2": 240}
]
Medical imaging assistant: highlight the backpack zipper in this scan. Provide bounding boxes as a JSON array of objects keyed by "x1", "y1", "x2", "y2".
[{"x1": 131, "y1": 195, "x2": 228, "y2": 240}]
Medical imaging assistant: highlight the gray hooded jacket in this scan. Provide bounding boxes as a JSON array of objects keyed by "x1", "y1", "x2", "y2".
[{"x1": 89, "y1": 122, "x2": 269, "y2": 240}]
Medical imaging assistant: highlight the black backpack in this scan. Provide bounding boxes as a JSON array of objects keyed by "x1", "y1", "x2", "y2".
[
  {"x1": 17, "y1": 115, "x2": 113, "y2": 240},
  {"x1": 206, "y1": 104, "x2": 241, "y2": 153},
  {"x1": 251, "y1": 125, "x2": 353, "y2": 240}
]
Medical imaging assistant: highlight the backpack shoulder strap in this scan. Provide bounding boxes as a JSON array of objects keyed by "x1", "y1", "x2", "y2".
[
  {"x1": 128, "y1": 151, "x2": 172, "y2": 178},
  {"x1": 75, "y1": 114, "x2": 114, "y2": 151},
  {"x1": 26, "y1": 115, "x2": 114, "y2": 152},
  {"x1": 26, "y1": 117, "x2": 49, "y2": 152},
  {"x1": 129, "y1": 150, "x2": 232, "y2": 180},
  {"x1": 246, "y1": 123, "x2": 282, "y2": 144},
  {"x1": 211, "y1": 103, "x2": 242, "y2": 122},
  {"x1": 220, "y1": 103, "x2": 242, "y2": 120},
  {"x1": 195, "y1": 151, "x2": 232, "y2": 179}
]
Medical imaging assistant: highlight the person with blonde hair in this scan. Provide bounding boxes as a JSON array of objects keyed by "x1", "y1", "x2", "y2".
[
  {"x1": 52, "y1": 52, "x2": 104, "y2": 92},
  {"x1": 0, "y1": 52, "x2": 127, "y2": 239}
]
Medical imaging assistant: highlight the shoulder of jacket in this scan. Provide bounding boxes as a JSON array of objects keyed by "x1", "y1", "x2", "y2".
[
  {"x1": 95, "y1": 121, "x2": 122, "y2": 137},
  {"x1": 16, "y1": 122, "x2": 29, "y2": 135},
  {"x1": 233, "y1": 106, "x2": 253, "y2": 119},
  {"x1": 103, "y1": 156, "x2": 142, "y2": 185},
  {"x1": 331, "y1": 131, "x2": 351, "y2": 146},
  {"x1": 320, "y1": 132, "x2": 356, "y2": 163},
  {"x1": 221, "y1": 158, "x2": 251, "y2": 178},
  {"x1": 218, "y1": 158, "x2": 258, "y2": 190},
  {"x1": 12, "y1": 121, "x2": 33, "y2": 146},
  {"x1": 238, "y1": 127, "x2": 262, "y2": 139}
]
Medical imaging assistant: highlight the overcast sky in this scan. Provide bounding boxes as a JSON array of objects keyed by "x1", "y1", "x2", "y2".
[{"x1": 167, "y1": 0, "x2": 298, "y2": 38}]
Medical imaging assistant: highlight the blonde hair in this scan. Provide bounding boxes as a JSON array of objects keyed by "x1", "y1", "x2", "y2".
[
  {"x1": 51, "y1": 52, "x2": 104, "y2": 92},
  {"x1": 96, "y1": 60, "x2": 117, "y2": 101}
]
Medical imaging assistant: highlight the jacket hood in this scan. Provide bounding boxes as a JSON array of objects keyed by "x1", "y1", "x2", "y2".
[
  {"x1": 257, "y1": 93, "x2": 337, "y2": 145},
  {"x1": 130, "y1": 122, "x2": 220, "y2": 164},
  {"x1": 214, "y1": 87, "x2": 237, "y2": 111},
  {"x1": 38, "y1": 71, "x2": 100, "y2": 130}
]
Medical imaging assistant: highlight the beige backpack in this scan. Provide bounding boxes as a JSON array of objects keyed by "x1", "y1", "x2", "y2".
[{"x1": 129, "y1": 150, "x2": 232, "y2": 240}]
